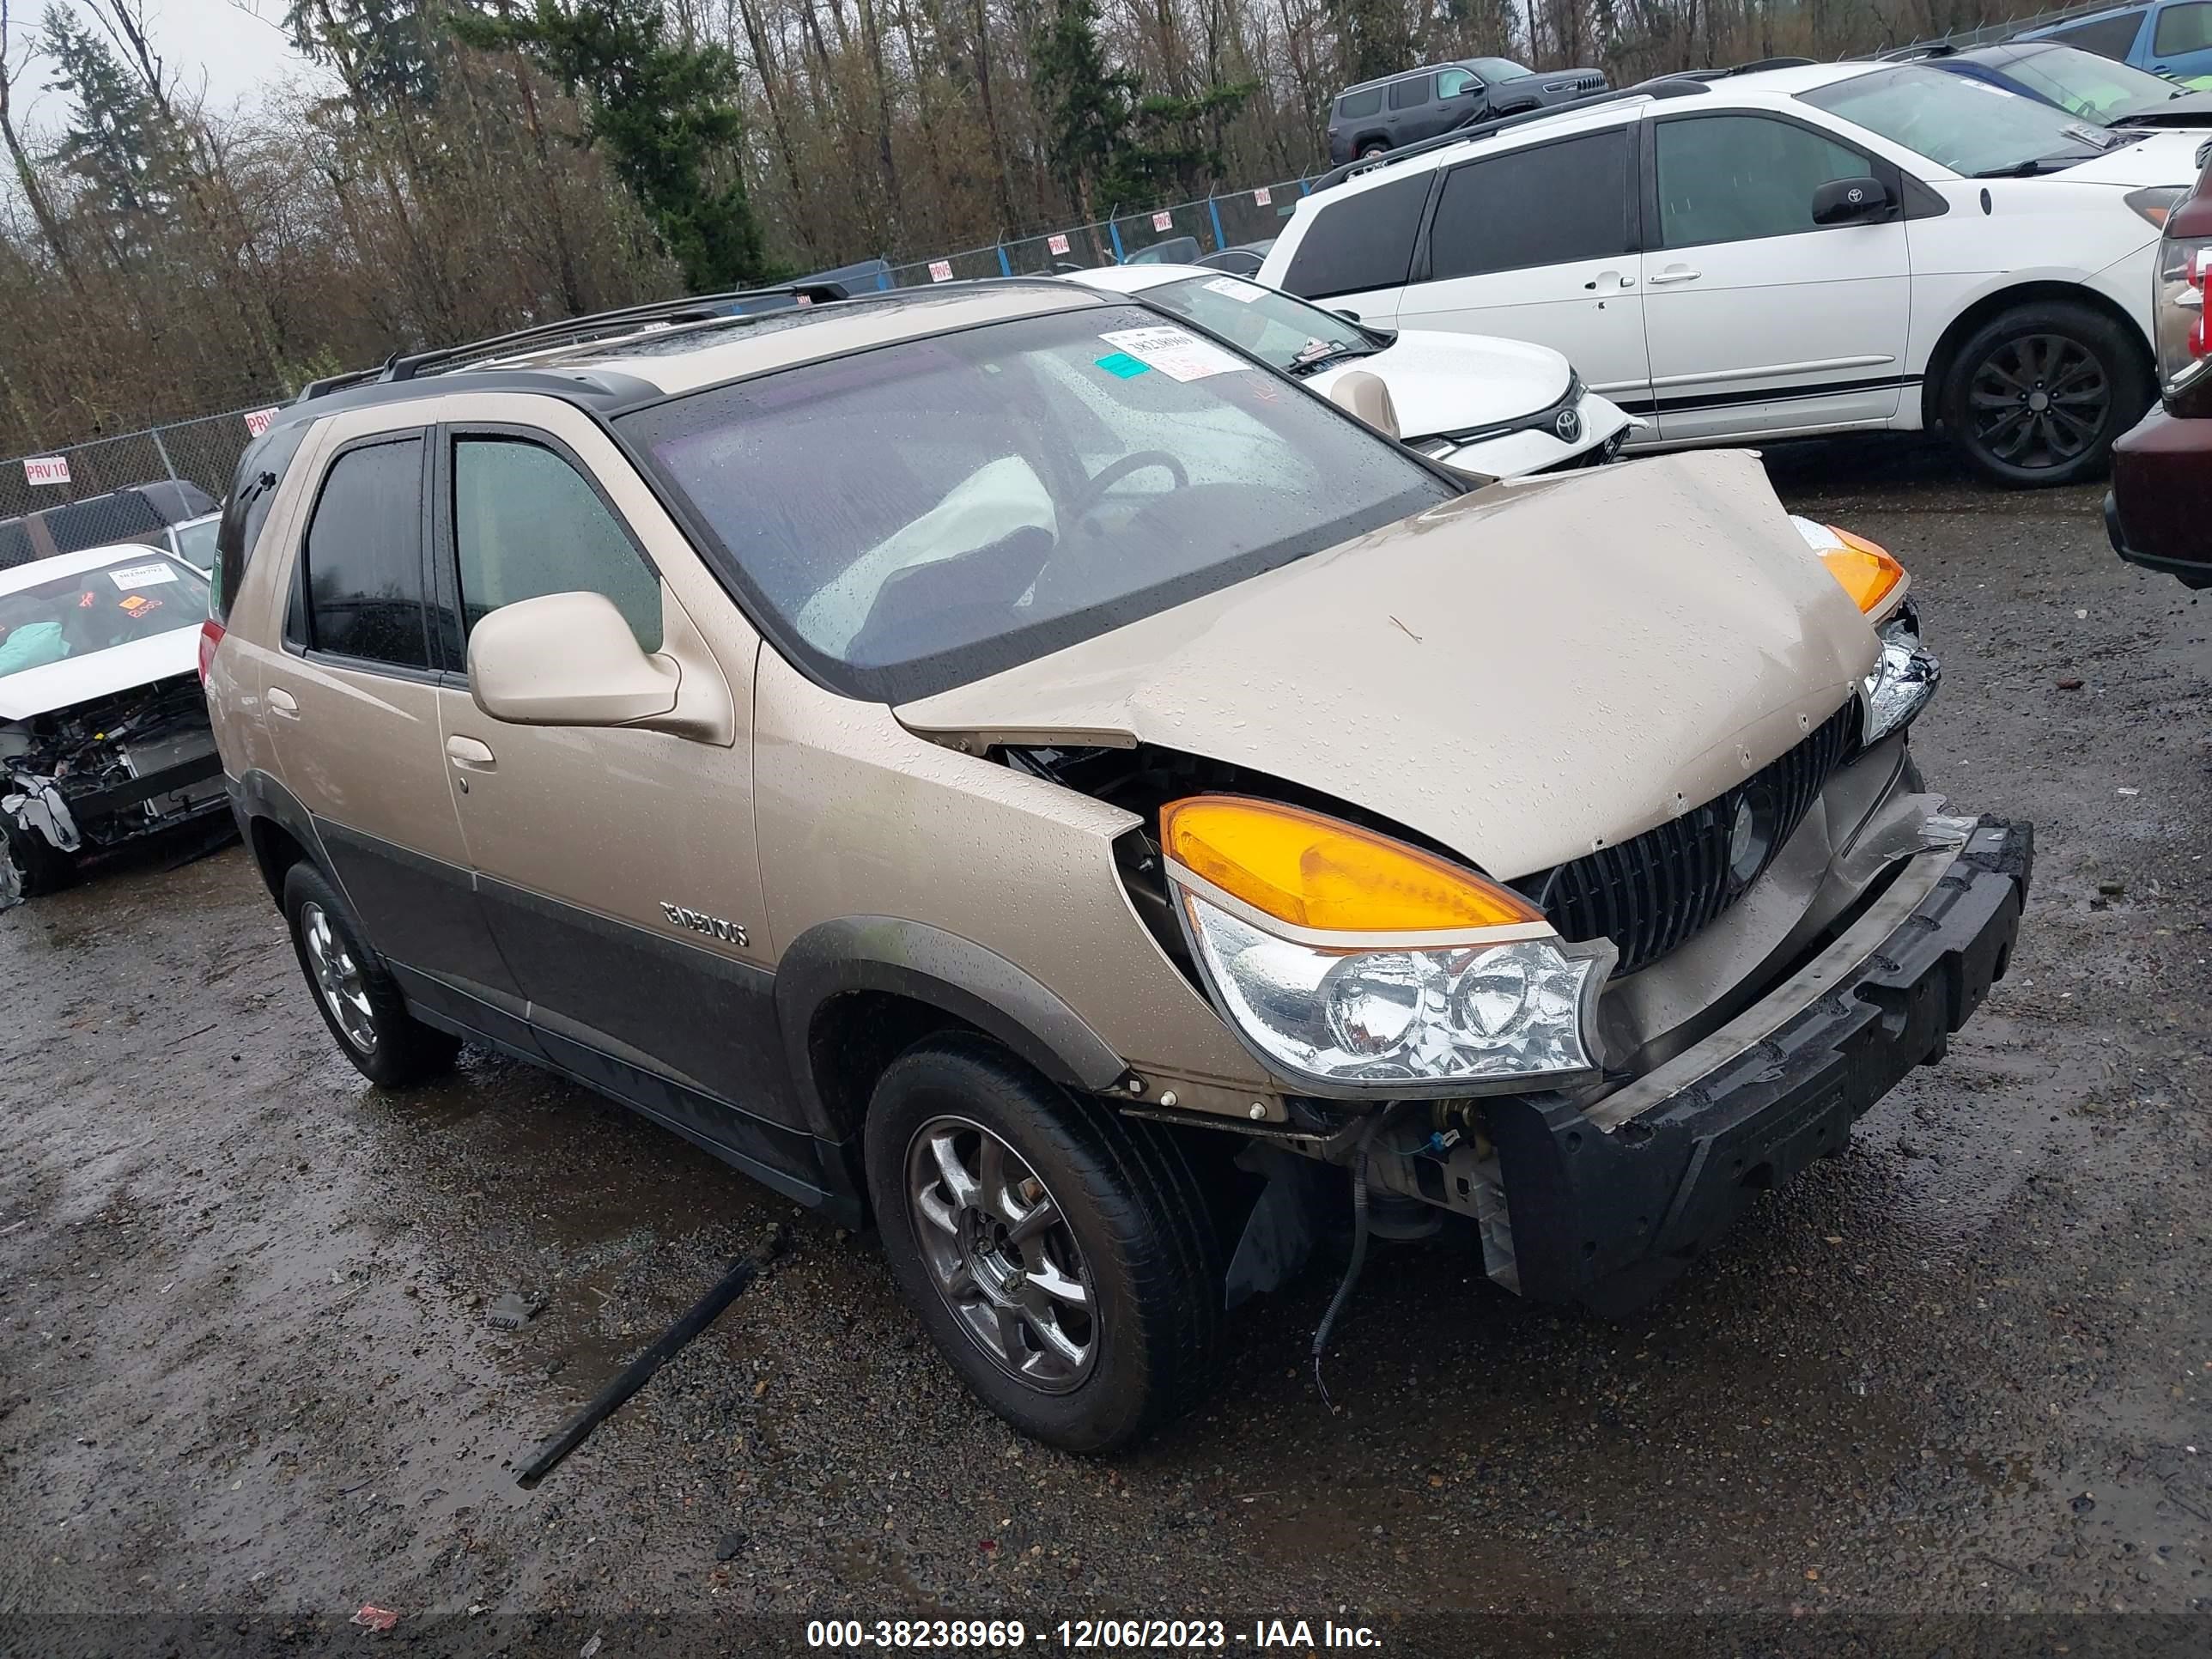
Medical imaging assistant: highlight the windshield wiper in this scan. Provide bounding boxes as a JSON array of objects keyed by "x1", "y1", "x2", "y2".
[
  {"x1": 1972, "y1": 152, "x2": 2097, "y2": 177},
  {"x1": 1287, "y1": 341, "x2": 1376, "y2": 376}
]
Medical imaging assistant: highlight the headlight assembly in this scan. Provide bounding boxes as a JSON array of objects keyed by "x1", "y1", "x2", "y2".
[
  {"x1": 1863, "y1": 601, "x2": 1939, "y2": 745},
  {"x1": 1790, "y1": 516, "x2": 1907, "y2": 619},
  {"x1": 1160, "y1": 797, "x2": 1607, "y2": 1095}
]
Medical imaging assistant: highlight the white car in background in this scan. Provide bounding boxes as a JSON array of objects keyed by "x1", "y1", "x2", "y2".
[
  {"x1": 1260, "y1": 60, "x2": 2212, "y2": 485},
  {"x1": 0, "y1": 544, "x2": 229, "y2": 906},
  {"x1": 1066, "y1": 263, "x2": 1634, "y2": 477},
  {"x1": 159, "y1": 510, "x2": 219, "y2": 576}
]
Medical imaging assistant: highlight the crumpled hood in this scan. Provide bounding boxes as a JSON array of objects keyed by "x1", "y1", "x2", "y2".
[
  {"x1": 0, "y1": 626, "x2": 202, "y2": 722},
  {"x1": 1309, "y1": 330, "x2": 1572, "y2": 442},
  {"x1": 898, "y1": 450, "x2": 1878, "y2": 879}
]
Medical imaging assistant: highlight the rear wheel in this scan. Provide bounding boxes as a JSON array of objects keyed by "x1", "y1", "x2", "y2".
[
  {"x1": 1358, "y1": 141, "x2": 1389, "y2": 160},
  {"x1": 0, "y1": 816, "x2": 72, "y2": 908},
  {"x1": 1942, "y1": 301, "x2": 2150, "y2": 488},
  {"x1": 865, "y1": 1035, "x2": 1223, "y2": 1453},
  {"x1": 282, "y1": 862, "x2": 459, "y2": 1087}
]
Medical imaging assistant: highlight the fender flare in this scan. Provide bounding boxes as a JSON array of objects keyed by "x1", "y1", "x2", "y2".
[
  {"x1": 231, "y1": 768, "x2": 336, "y2": 902},
  {"x1": 773, "y1": 916, "x2": 1131, "y2": 1140}
]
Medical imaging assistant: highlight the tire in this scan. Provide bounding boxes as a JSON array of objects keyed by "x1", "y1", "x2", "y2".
[
  {"x1": 1941, "y1": 301, "x2": 2152, "y2": 488},
  {"x1": 281, "y1": 861, "x2": 459, "y2": 1087},
  {"x1": 0, "y1": 815, "x2": 72, "y2": 907},
  {"x1": 865, "y1": 1034, "x2": 1224, "y2": 1454},
  {"x1": 1358, "y1": 142, "x2": 1389, "y2": 160}
]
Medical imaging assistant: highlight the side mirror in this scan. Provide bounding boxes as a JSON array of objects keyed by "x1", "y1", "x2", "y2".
[
  {"x1": 1333, "y1": 307, "x2": 1362, "y2": 323},
  {"x1": 1328, "y1": 369, "x2": 1400, "y2": 440},
  {"x1": 1811, "y1": 176, "x2": 1892, "y2": 227},
  {"x1": 468, "y1": 590, "x2": 679, "y2": 727}
]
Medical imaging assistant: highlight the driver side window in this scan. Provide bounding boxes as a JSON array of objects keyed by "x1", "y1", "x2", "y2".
[
  {"x1": 1656, "y1": 116, "x2": 1870, "y2": 248},
  {"x1": 453, "y1": 437, "x2": 663, "y2": 653}
]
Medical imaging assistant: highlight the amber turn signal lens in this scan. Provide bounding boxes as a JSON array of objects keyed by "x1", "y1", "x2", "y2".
[
  {"x1": 1819, "y1": 526, "x2": 1905, "y2": 615},
  {"x1": 1159, "y1": 797, "x2": 1542, "y2": 933}
]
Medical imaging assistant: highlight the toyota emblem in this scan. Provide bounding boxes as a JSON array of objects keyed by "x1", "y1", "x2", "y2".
[{"x1": 1553, "y1": 407, "x2": 1583, "y2": 444}]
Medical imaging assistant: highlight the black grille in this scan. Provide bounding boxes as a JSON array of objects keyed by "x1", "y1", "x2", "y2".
[{"x1": 1527, "y1": 701, "x2": 1858, "y2": 975}]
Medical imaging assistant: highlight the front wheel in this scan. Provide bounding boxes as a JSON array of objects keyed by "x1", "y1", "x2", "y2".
[
  {"x1": 865, "y1": 1036, "x2": 1224, "y2": 1453},
  {"x1": 0, "y1": 816, "x2": 72, "y2": 908},
  {"x1": 1942, "y1": 301, "x2": 2151, "y2": 488}
]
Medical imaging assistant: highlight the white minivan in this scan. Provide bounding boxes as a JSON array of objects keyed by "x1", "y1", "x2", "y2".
[{"x1": 1259, "y1": 61, "x2": 2209, "y2": 484}]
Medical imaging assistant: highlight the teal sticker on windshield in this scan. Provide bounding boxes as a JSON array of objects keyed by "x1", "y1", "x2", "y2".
[{"x1": 1094, "y1": 351, "x2": 1150, "y2": 379}]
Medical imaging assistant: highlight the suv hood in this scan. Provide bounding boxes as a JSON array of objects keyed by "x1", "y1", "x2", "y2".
[
  {"x1": 898, "y1": 450, "x2": 1876, "y2": 880},
  {"x1": 0, "y1": 625, "x2": 202, "y2": 722},
  {"x1": 1311, "y1": 330, "x2": 1571, "y2": 442}
]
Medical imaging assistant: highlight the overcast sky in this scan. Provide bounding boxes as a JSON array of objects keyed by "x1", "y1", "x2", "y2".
[{"x1": 13, "y1": 0, "x2": 320, "y2": 129}]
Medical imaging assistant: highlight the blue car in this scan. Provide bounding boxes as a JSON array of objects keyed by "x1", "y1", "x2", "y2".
[
  {"x1": 1895, "y1": 40, "x2": 2212, "y2": 125},
  {"x1": 2014, "y1": 2, "x2": 2212, "y2": 83}
]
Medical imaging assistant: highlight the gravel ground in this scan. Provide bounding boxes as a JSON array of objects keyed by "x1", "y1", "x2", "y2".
[{"x1": 2, "y1": 442, "x2": 2209, "y2": 1657}]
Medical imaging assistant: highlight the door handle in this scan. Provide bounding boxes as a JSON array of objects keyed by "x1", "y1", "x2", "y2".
[
  {"x1": 445, "y1": 735, "x2": 496, "y2": 770},
  {"x1": 1586, "y1": 270, "x2": 1637, "y2": 290},
  {"x1": 268, "y1": 687, "x2": 299, "y2": 719},
  {"x1": 1648, "y1": 266, "x2": 1702, "y2": 286}
]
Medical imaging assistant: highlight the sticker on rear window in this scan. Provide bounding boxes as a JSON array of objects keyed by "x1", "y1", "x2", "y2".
[
  {"x1": 1202, "y1": 277, "x2": 1263, "y2": 302},
  {"x1": 1097, "y1": 325, "x2": 1247, "y2": 383},
  {"x1": 108, "y1": 562, "x2": 178, "y2": 589},
  {"x1": 1094, "y1": 351, "x2": 1151, "y2": 379}
]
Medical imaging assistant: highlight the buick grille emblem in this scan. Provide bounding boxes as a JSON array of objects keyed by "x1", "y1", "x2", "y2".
[{"x1": 1553, "y1": 407, "x2": 1583, "y2": 444}]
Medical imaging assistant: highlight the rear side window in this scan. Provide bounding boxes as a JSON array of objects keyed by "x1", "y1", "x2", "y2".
[
  {"x1": 1428, "y1": 131, "x2": 1630, "y2": 281},
  {"x1": 452, "y1": 438, "x2": 662, "y2": 652},
  {"x1": 2051, "y1": 13, "x2": 2148, "y2": 55},
  {"x1": 1338, "y1": 88, "x2": 1382, "y2": 118},
  {"x1": 298, "y1": 436, "x2": 429, "y2": 669},
  {"x1": 40, "y1": 492, "x2": 163, "y2": 556},
  {"x1": 213, "y1": 420, "x2": 308, "y2": 623},
  {"x1": 2155, "y1": 2, "x2": 2212, "y2": 53},
  {"x1": 1389, "y1": 74, "x2": 1433, "y2": 110},
  {"x1": 1279, "y1": 172, "x2": 1432, "y2": 300}
]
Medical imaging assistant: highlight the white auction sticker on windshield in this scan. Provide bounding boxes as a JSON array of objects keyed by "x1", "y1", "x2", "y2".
[
  {"x1": 1201, "y1": 276, "x2": 1263, "y2": 302},
  {"x1": 1097, "y1": 325, "x2": 1247, "y2": 382},
  {"x1": 107, "y1": 562, "x2": 179, "y2": 589}
]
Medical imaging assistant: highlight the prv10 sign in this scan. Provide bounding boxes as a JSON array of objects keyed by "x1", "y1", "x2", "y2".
[
  {"x1": 243, "y1": 408, "x2": 278, "y2": 438},
  {"x1": 22, "y1": 456, "x2": 70, "y2": 487}
]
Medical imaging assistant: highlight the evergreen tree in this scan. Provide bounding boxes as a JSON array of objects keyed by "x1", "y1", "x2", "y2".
[
  {"x1": 39, "y1": 3, "x2": 178, "y2": 264},
  {"x1": 286, "y1": 0, "x2": 441, "y2": 113},
  {"x1": 454, "y1": 0, "x2": 773, "y2": 291}
]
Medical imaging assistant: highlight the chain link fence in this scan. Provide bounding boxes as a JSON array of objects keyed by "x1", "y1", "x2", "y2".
[
  {"x1": 881, "y1": 174, "x2": 1319, "y2": 288},
  {"x1": 0, "y1": 404, "x2": 270, "y2": 570}
]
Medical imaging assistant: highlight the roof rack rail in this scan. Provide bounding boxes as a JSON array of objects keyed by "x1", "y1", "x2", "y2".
[
  {"x1": 1313, "y1": 82, "x2": 1705, "y2": 192},
  {"x1": 298, "y1": 282, "x2": 852, "y2": 402},
  {"x1": 1880, "y1": 42, "x2": 1959, "y2": 60}
]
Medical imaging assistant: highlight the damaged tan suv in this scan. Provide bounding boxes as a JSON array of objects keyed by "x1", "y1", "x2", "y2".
[{"x1": 203, "y1": 282, "x2": 2031, "y2": 1452}]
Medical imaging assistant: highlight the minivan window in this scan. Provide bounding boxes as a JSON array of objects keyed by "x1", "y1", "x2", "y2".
[
  {"x1": 1428, "y1": 131, "x2": 1630, "y2": 281},
  {"x1": 1656, "y1": 116, "x2": 1869, "y2": 247},
  {"x1": 1279, "y1": 171, "x2": 1433, "y2": 300},
  {"x1": 1389, "y1": 74, "x2": 1433, "y2": 110},
  {"x1": 1799, "y1": 64, "x2": 2112, "y2": 176},
  {"x1": 298, "y1": 437, "x2": 429, "y2": 669},
  {"x1": 1337, "y1": 88, "x2": 1382, "y2": 118},
  {"x1": 2155, "y1": 1, "x2": 2212, "y2": 54},
  {"x1": 214, "y1": 419, "x2": 309, "y2": 623},
  {"x1": 453, "y1": 438, "x2": 662, "y2": 652},
  {"x1": 623, "y1": 306, "x2": 1450, "y2": 702}
]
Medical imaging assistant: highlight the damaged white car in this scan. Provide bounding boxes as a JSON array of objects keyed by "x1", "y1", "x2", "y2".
[{"x1": 0, "y1": 544, "x2": 229, "y2": 908}]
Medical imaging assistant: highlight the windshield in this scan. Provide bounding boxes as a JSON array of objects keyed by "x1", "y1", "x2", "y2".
[
  {"x1": 623, "y1": 305, "x2": 1450, "y2": 701},
  {"x1": 1138, "y1": 275, "x2": 1380, "y2": 374},
  {"x1": 2002, "y1": 46, "x2": 2190, "y2": 121},
  {"x1": 171, "y1": 516, "x2": 219, "y2": 574},
  {"x1": 1466, "y1": 58, "x2": 1531, "y2": 82},
  {"x1": 1800, "y1": 64, "x2": 2118, "y2": 175},
  {"x1": 0, "y1": 552, "x2": 208, "y2": 678}
]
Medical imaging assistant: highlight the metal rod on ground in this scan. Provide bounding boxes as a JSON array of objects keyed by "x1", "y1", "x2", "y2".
[{"x1": 516, "y1": 1223, "x2": 787, "y2": 1490}]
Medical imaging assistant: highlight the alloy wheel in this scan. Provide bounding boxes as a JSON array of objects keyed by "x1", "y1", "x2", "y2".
[
  {"x1": 1967, "y1": 333, "x2": 2110, "y2": 471},
  {"x1": 905, "y1": 1115, "x2": 1097, "y2": 1393},
  {"x1": 300, "y1": 901, "x2": 378, "y2": 1054}
]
